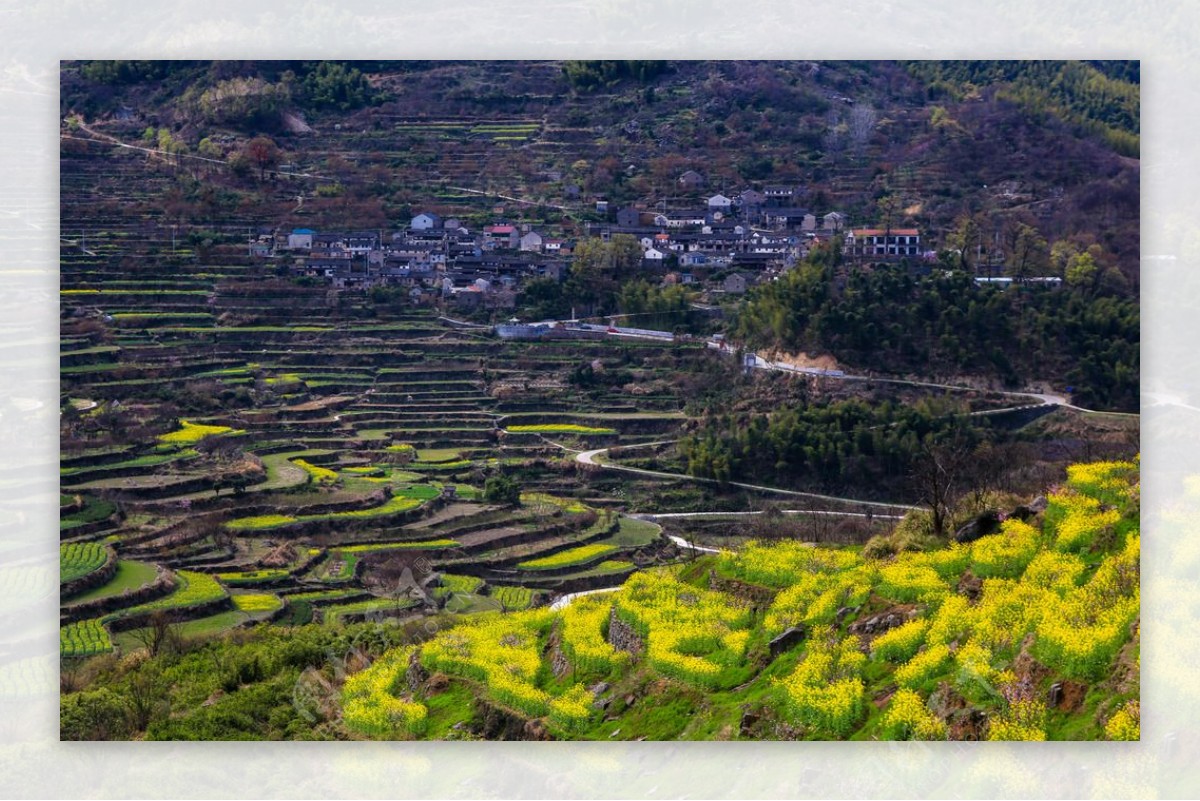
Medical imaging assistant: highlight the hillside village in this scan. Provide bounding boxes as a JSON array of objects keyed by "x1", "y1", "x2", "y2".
[{"x1": 266, "y1": 181, "x2": 941, "y2": 311}]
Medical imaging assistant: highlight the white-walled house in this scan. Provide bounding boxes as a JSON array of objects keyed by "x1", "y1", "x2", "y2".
[
  {"x1": 707, "y1": 194, "x2": 733, "y2": 211},
  {"x1": 411, "y1": 212, "x2": 441, "y2": 230},
  {"x1": 823, "y1": 212, "x2": 847, "y2": 232},
  {"x1": 287, "y1": 228, "x2": 314, "y2": 250},
  {"x1": 519, "y1": 231, "x2": 544, "y2": 252},
  {"x1": 723, "y1": 273, "x2": 748, "y2": 294}
]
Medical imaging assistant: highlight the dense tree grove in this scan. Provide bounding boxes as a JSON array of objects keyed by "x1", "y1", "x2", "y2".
[
  {"x1": 483, "y1": 474, "x2": 521, "y2": 506},
  {"x1": 903, "y1": 60, "x2": 1140, "y2": 156},
  {"x1": 678, "y1": 398, "x2": 988, "y2": 498},
  {"x1": 79, "y1": 60, "x2": 198, "y2": 85},
  {"x1": 562, "y1": 61, "x2": 670, "y2": 90},
  {"x1": 297, "y1": 61, "x2": 379, "y2": 111},
  {"x1": 516, "y1": 235, "x2": 649, "y2": 320},
  {"x1": 731, "y1": 253, "x2": 1138, "y2": 412},
  {"x1": 191, "y1": 77, "x2": 291, "y2": 128},
  {"x1": 617, "y1": 280, "x2": 694, "y2": 331}
]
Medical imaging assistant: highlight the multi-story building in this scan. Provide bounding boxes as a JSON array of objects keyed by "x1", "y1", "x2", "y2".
[{"x1": 846, "y1": 228, "x2": 922, "y2": 259}]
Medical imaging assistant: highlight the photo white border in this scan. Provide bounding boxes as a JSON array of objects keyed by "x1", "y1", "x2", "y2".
[{"x1": 1, "y1": 1, "x2": 1193, "y2": 797}]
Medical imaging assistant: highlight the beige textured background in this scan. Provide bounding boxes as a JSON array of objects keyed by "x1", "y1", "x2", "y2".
[{"x1": 0, "y1": 1, "x2": 1190, "y2": 797}]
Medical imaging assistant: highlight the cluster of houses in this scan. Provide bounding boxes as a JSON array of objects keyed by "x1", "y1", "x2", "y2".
[
  {"x1": 250, "y1": 176, "x2": 940, "y2": 311},
  {"x1": 590, "y1": 182, "x2": 933, "y2": 284},
  {"x1": 262, "y1": 214, "x2": 575, "y2": 311}
]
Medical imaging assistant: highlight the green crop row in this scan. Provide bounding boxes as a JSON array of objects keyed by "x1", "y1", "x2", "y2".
[
  {"x1": 393, "y1": 484, "x2": 441, "y2": 500},
  {"x1": 436, "y1": 574, "x2": 485, "y2": 597},
  {"x1": 225, "y1": 495, "x2": 423, "y2": 531},
  {"x1": 60, "y1": 542, "x2": 109, "y2": 584},
  {"x1": 323, "y1": 598, "x2": 419, "y2": 624},
  {"x1": 492, "y1": 586, "x2": 535, "y2": 610},
  {"x1": 60, "y1": 619, "x2": 114, "y2": 658},
  {"x1": 505, "y1": 424, "x2": 616, "y2": 435},
  {"x1": 518, "y1": 544, "x2": 618, "y2": 571}
]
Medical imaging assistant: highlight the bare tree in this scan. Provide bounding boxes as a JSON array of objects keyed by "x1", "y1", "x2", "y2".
[
  {"x1": 848, "y1": 104, "x2": 877, "y2": 152},
  {"x1": 909, "y1": 436, "x2": 973, "y2": 538},
  {"x1": 823, "y1": 110, "x2": 847, "y2": 160},
  {"x1": 129, "y1": 612, "x2": 181, "y2": 658},
  {"x1": 805, "y1": 501, "x2": 838, "y2": 544}
]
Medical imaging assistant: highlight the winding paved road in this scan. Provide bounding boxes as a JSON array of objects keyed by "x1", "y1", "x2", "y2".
[
  {"x1": 575, "y1": 445, "x2": 916, "y2": 513},
  {"x1": 665, "y1": 534, "x2": 723, "y2": 554},
  {"x1": 637, "y1": 509, "x2": 905, "y2": 521},
  {"x1": 548, "y1": 586, "x2": 622, "y2": 610}
]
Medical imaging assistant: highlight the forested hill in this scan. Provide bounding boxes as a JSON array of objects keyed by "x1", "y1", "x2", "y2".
[
  {"x1": 62, "y1": 59, "x2": 1140, "y2": 282},
  {"x1": 901, "y1": 61, "x2": 1139, "y2": 157},
  {"x1": 731, "y1": 245, "x2": 1139, "y2": 412}
]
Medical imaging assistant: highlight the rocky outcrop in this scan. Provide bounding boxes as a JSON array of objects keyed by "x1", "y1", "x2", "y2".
[
  {"x1": 957, "y1": 571, "x2": 983, "y2": 601},
  {"x1": 707, "y1": 572, "x2": 776, "y2": 607},
  {"x1": 547, "y1": 631, "x2": 571, "y2": 679},
  {"x1": 607, "y1": 608, "x2": 644, "y2": 657},
  {"x1": 406, "y1": 649, "x2": 430, "y2": 694},
  {"x1": 473, "y1": 698, "x2": 553, "y2": 741},
  {"x1": 848, "y1": 605, "x2": 920, "y2": 638},
  {"x1": 1048, "y1": 680, "x2": 1087, "y2": 713},
  {"x1": 954, "y1": 496, "x2": 1050, "y2": 544}
]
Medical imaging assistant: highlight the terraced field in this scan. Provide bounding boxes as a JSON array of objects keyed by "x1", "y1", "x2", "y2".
[
  {"x1": 58, "y1": 214, "x2": 707, "y2": 652},
  {"x1": 60, "y1": 542, "x2": 111, "y2": 584}
]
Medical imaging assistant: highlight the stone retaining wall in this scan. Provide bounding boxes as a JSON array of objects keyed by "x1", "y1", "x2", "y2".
[{"x1": 60, "y1": 566, "x2": 177, "y2": 625}]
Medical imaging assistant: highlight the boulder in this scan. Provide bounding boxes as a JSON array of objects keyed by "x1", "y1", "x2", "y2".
[
  {"x1": 739, "y1": 707, "x2": 761, "y2": 737},
  {"x1": 957, "y1": 571, "x2": 983, "y2": 601},
  {"x1": 523, "y1": 719, "x2": 552, "y2": 741},
  {"x1": 1008, "y1": 505, "x2": 1035, "y2": 522},
  {"x1": 768, "y1": 626, "x2": 807, "y2": 659},
  {"x1": 953, "y1": 510, "x2": 1001, "y2": 544}
]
